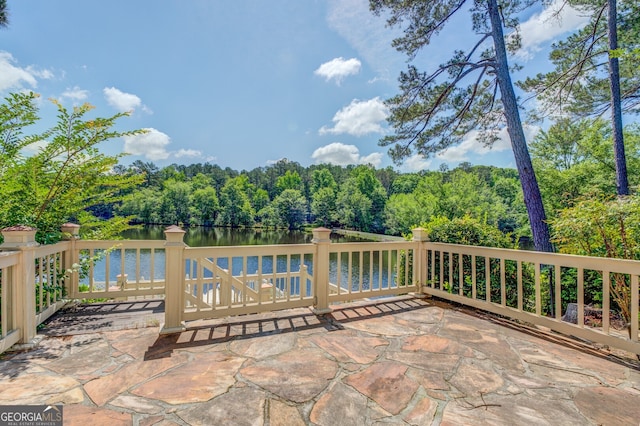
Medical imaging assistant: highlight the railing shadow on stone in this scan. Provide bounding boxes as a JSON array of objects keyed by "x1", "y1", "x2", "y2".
[{"x1": 142, "y1": 296, "x2": 433, "y2": 361}]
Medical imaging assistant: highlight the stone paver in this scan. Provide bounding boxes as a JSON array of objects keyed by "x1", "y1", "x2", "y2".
[{"x1": 1, "y1": 295, "x2": 639, "y2": 425}]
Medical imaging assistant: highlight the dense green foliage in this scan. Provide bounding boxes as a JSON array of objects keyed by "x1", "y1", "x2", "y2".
[
  {"x1": 0, "y1": 92, "x2": 143, "y2": 243},
  {"x1": 113, "y1": 159, "x2": 528, "y2": 237}
]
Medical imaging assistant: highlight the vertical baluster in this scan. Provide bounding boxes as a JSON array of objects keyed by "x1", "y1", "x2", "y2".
[
  {"x1": 430, "y1": 249, "x2": 435, "y2": 288},
  {"x1": 554, "y1": 265, "x2": 561, "y2": 320},
  {"x1": 602, "y1": 271, "x2": 610, "y2": 333},
  {"x1": 369, "y1": 250, "x2": 374, "y2": 291},
  {"x1": 197, "y1": 258, "x2": 205, "y2": 310},
  {"x1": 387, "y1": 250, "x2": 392, "y2": 290},
  {"x1": 150, "y1": 249, "x2": 155, "y2": 287},
  {"x1": 458, "y1": 253, "x2": 464, "y2": 296},
  {"x1": 631, "y1": 275, "x2": 638, "y2": 342},
  {"x1": 348, "y1": 251, "x2": 353, "y2": 294},
  {"x1": 517, "y1": 261, "x2": 523, "y2": 311},
  {"x1": 577, "y1": 267, "x2": 584, "y2": 328},
  {"x1": 448, "y1": 251, "x2": 453, "y2": 292},
  {"x1": 38, "y1": 256, "x2": 43, "y2": 311},
  {"x1": 286, "y1": 254, "x2": 292, "y2": 301},
  {"x1": 120, "y1": 248, "x2": 125, "y2": 293},
  {"x1": 105, "y1": 250, "x2": 110, "y2": 293},
  {"x1": 471, "y1": 255, "x2": 477, "y2": 300},
  {"x1": 485, "y1": 256, "x2": 490, "y2": 303},
  {"x1": 358, "y1": 250, "x2": 363, "y2": 293},
  {"x1": 534, "y1": 263, "x2": 541, "y2": 316},
  {"x1": 439, "y1": 251, "x2": 443, "y2": 290},
  {"x1": 500, "y1": 258, "x2": 506, "y2": 306},
  {"x1": 378, "y1": 251, "x2": 383, "y2": 289},
  {"x1": 88, "y1": 249, "x2": 95, "y2": 292}
]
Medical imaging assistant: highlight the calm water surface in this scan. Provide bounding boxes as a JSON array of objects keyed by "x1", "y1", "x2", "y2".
[{"x1": 121, "y1": 226, "x2": 366, "y2": 246}]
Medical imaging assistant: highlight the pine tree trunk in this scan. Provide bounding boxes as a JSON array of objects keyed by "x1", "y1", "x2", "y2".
[
  {"x1": 607, "y1": 0, "x2": 629, "y2": 196},
  {"x1": 487, "y1": 0, "x2": 554, "y2": 253}
]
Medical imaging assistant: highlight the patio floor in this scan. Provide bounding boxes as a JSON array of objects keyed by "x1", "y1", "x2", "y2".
[{"x1": 1, "y1": 296, "x2": 640, "y2": 425}]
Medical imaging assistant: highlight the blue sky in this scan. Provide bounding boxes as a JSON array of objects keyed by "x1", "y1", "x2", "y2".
[{"x1": 1, "y1": 0, "x2": 591, "y2": 172}]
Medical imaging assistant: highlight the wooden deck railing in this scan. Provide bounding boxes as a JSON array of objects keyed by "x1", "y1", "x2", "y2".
[{"x1": 0, "y1": 225, "x2": 638, "y2": 356}]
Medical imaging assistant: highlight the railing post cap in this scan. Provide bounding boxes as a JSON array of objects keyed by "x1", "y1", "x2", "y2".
[
  {"x1": 412, "y1": 227, "x2": 429, "y2": 242},
  {"x1": 164, "y1": 225, "x2": 186, "y2": 245},
  {"x1": 61, "y1": 223, "x2": 81, "y2": 239},
  {"x1": 0, "y1": 226, "x2": 39, "y2": 247},
  {"x1": 312, "y1": 227, "x2": 331, "y2": 244}
]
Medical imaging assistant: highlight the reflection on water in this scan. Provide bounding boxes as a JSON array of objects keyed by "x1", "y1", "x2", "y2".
[{"x1": 120, "y1": 226, "x2": 366, "y2": 247}]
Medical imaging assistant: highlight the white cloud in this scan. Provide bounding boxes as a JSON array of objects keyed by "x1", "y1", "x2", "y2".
[
  {"x1": 320, "y1": 97, "x2": 389, "y2": 137},
  {"x1": 436, "y1": 126, "x2": 540, "y2": 163},
  {"x1": 175, "y1": 149, "x2": 202, "y2": 158},
  {"x1": 20, "y1": 140, "x2": 49, "y2": 156},
  {"x1": 359, "y1": 152, "x2": 383, "y2": 167},
  {"x1": 175, "y1": 149, "x2": 216, "y2": 163},
  {"x1": 103, "y1": 86, "x2": 151, "y2": 113},
  {"x1": 516, "y1": 0, "x2": 591, "y2": 60},
  {"x1": 123, "y1": 129, "x2": 213, "y2": 162},
  {"x1": 314, "y1": 57, "x2": 361, "y2": 85},
  {"x1": 403, "y1": 155, "x2": 432, "y2": 172},
  {"x1": 123, "y1": 128, "x2": 171, "y2": 161},
  {"x1": 0, "y1": 51, "x2": 39, "y2": 91},
  {"x1": 61, "y1": 86, "x2": 89, "y2": 102},
  {"x1": 311, "y1": 142, "x2": 383, "y2": 166}
]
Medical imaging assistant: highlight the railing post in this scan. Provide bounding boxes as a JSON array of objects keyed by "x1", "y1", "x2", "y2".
[
  {"x1": 412, "y1": 228, "x2": 429, "y2": 297},
  {"x1": 1, "y1": 226, "x2": 39, "y2": 347},
  {"x1": 161, "y1": 225, "x2": 187, "y2": 334},
  {"x1": 61, "y1": 223, "x2": 81, "y2": 299},
  {"x1": 312, "y1": 227, "x2": 332, "y2": 314}
]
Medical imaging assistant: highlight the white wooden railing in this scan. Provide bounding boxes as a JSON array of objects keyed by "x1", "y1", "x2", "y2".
[
  {"x1": 420, "y1": 241, "x2": 640, "y2": 355},
  {"x1": 1, "y1": 225, "x2": 639, "y2": 356}
]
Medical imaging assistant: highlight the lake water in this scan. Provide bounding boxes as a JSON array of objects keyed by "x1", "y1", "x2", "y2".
[{"x1": 86, "y1": 226, "x2": 389, "y2": 291}]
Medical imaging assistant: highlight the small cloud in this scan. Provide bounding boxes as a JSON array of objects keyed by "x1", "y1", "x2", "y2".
[
  {"x1": 516, "y1": 0, "x2": 591, "y2": 60},
  {"x1": 123, "y1": 128, "x2": 171, "y2": 161},
  {"x1": 311, "y1": 142, "x2": 382, "y2": 166},
  {"x1": 103, "y1": 86, "x2": 151, "y2": 113},
  {"x1": 359, "y1": 152, "x2": 383, "y2": 166},
  {"x1": 175, "y1": 149, "x2": 202, "y2": 158},
  {"x1": 175, "y1": 149, "x2": 216, "y2": 163},
  {"x1": 21, "y1": 140, "x2": 49, "y2": 156},
  {"x1": 61, "y1": 86, "x2": 89, "y2": 102},
  {"x1": 0, "y1": 51, "x2": 39, "y2": 92},
  {"x1": 314, "y1": 57, "x2": 361, "y2": 85},
  {"x1": 319, "y1": 97, "x2": 388, "y2": 137},
  {"x1": 123, "y1": 129, "x2": 212, "y2": 162},
  {"x1": 403, "y1": 155, "x2": 432, "y2": 172},
  {"x1": 26, "y1": 66, "x2": 54, "y2": 80}
]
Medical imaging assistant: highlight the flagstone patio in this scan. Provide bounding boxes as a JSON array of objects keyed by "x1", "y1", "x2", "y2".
[{"x1": 1, "y1": 296, "x2": 639, "y2": 425}]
